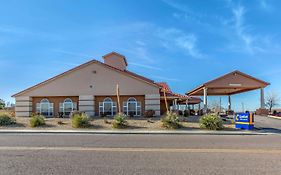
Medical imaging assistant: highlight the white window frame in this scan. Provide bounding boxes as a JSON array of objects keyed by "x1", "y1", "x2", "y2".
[
  {"x1": 99, "y1": 97, "x2": 117, "y2": 116},
  {"x1": 36, "y1": 99, "x2": 54, "y2": 117},
  {"x1": 123, "y1": 97, "x2": 141, "y2": 116},
  {"x1": 59, "y1": 98, "x2": 77, "y2": 116}
]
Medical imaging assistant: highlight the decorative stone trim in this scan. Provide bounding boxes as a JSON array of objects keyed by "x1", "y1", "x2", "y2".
[
  {"x1": 15, "y1": 96, "x2": 32, "y2": 117},
  {"x1": 145, "y1": 94, "x2": 160, "y2": 116},
  {"x1": 79, "y1": 95, "x2": 95, "y2": 117}
]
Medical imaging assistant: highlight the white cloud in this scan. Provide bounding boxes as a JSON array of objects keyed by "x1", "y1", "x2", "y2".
[
  {"x1": 151, "y1": 75, "x2": 181, "y2": 82},
  {"x1": 52, "y1": 49, "x2": 94, "y2": 58},
  {"x1": 130, "y1": 62, "x2": 162, "y2": 71},
  {"x1": 228, "y1": 5, "x2": 266, "y2": 54},
  {"x1": 157, "y1": 28, "x2": 204, "y2": 58},
  {"x1": 260, "y1": 0, "x2": 273, "y2": 12}
]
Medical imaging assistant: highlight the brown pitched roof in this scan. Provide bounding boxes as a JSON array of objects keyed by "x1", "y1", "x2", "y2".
[
  {"x1": 156, "y1": 82, "x2": 200, "y2": 102},
  {"x1": 186, "y1": 70, "x2": 270, "y2": 96},
  {"x1": 12, "y1": 59, "x2": 160, "y2": 97}
]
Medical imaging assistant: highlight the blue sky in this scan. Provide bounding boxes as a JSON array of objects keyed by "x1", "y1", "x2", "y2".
[{"x1": 1, "y1": 0, "x2": 281, "y2": 111}]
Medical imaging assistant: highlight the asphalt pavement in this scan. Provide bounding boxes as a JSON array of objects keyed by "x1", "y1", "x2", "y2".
[{"x1": 0, "y1": 134, "x2": 280, "y2": 175}]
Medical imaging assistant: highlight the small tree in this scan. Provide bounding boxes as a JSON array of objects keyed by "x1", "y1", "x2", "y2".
[
  {"x1": 0, "y1": 99, "x2": 5, "y2": 110},
  {"x1": 265, "y1": 91, "x2": 280, "y2": 113}
]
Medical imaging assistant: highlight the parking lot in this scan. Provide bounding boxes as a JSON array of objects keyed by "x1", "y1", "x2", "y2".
[{"x1": 254, "y1": 115, "x2": 281, "y2": 133}]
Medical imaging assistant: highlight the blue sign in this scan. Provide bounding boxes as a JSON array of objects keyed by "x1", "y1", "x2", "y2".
[
  {"x1": 235, "y1": 113, "x2": 254, "y2": 130},
  {"x1": 235, "y1": 113, "x2": 250, "y2": 123}
]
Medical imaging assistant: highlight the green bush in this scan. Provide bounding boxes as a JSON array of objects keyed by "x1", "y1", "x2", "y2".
[
  {"x1": 71, "y1": 112, "x2": 90, "y2": 128},
  {"x1": 30, "y1": 115, "x2": 45, "y2": 127},
  {"x1": 161, "y1": 112, "x2": 181, "y2": 129},
  {"x1": 112, "y1": 113, "x2": 128, "y2": 129},
  {"x1": 0, "y1": 114, "x2": 16, "y2": 126},
  {"x1": 199, "y1": 114, "x2": 223, "y2": 130}
]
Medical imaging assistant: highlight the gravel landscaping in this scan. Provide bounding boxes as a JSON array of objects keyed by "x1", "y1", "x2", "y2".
[{"x1": 0, "y1": 115, "x2": 236, "y2": 131}]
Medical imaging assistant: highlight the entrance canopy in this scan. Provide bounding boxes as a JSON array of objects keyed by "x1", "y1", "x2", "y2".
[
  {"x1": 186, "y1": 70, "x2": 269, "y2": 96},
  {"x1": 186, "y1": 70, "x2": 270, "y2": 113}
]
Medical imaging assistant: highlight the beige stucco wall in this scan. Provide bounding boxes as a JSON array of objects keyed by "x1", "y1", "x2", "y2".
[{"x1": 17, "y1": 62, "x2": 159, "y2": 97}]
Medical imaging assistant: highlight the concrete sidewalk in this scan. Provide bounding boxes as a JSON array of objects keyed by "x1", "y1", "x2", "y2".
[{"x1": 0, "y1": 129, "x2": 276, "y2": 135}]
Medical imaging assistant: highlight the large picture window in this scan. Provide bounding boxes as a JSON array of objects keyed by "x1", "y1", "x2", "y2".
[
  {"x1": 59, "y1": 98, "x2": 77, "y2": 116},
  {"x1": 36, "y1": 99, "x2": 54, "y2": 117},
  {"x1": 99, "y1": 97, "x2": 117, "y2": 116},
  {"x1": 123, "y1": 97, "x2": 141, "y2": 116}
]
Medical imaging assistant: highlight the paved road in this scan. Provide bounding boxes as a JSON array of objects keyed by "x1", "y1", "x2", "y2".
[
  {"x1": 0, "y1": 134, "x2": 280, "y2": 175},
  {"x1": 255, "y1": 115, "x2": 281, "y2": 133}
]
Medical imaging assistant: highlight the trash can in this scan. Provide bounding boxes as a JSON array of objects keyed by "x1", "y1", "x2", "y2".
[{"x1": 235, "y1": 113, "x2": 254, "y2": 130}]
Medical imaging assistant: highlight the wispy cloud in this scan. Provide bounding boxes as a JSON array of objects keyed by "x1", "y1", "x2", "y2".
[
  {"x1": 52, "y1": 49, "x2": 94, "y2": 58},
  {"x1": 260, "y1": 0, "x2": 273, "y2": 12},
  {"x1": 122, "y1": 46, "x2": 156, "y2": 63},
  {"x1": 0, "y1": 25, "x2": 60, "y2": 40},
  {"x1": 232, "y1": 6, "x2": 259, "y2": 53},
  {"x1": 51, "y1": 60, "x2": 81, "y2": 67},
  {"x1": 151, "y1": 75, "x2": 181, "y2": 82},
  {"x1": 130, "y1": 62, "x2": 162, "y2": 71},
  {"x1": 157, "y1": 28, "x2": 204, "y2": 58}
]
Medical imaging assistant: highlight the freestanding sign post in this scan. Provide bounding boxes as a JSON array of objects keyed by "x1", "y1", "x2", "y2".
[{"x1": 235, "y1": 113, "x2": 254, "y2": 130}]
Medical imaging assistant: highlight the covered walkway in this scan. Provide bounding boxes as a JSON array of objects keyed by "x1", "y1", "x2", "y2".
[{"x1": 186, "y1": 70, "x2": 270, "y2": 114}]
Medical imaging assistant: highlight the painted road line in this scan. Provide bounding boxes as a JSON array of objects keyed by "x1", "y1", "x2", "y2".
[{"x1": 0, "y1": 147, "x2": 280, "y2": 154}]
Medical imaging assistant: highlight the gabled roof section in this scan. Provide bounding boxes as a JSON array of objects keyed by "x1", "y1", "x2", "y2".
[
  {"x1": 204, "y1": 70, "x2": 270, "y2": 87},
  {"x1": 157, "y1": 82, "x2": 201, "y2": 104},
  {"x1": 186, "y1": 70, "x2": 270, "y2": 96},
  {"x1": 157, "y1": 82, "x2": 172, "y2": 93},
  {"x1": 12, "y1": 59, "x2": 160, "y2": 97}
]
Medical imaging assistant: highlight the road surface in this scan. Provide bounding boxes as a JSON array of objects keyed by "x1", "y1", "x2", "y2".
[{"x1": 0, "y1": 134, "x2": 280, "y2": 175}]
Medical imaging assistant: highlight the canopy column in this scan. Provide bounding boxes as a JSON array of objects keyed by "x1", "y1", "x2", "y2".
[
  {"x1": 228, "y1": 95, "x2": 232, "y2": 111},
  {"x1": 260, "y1": 88, "x2": 265, "y2": 109},
  {"x1": 203, "y1": 87, "x2": 208, "y2": 113}
]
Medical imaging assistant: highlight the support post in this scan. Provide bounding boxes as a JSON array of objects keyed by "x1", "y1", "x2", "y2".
[
  {"x1": 203, "y1": 87, "x2": 208, "y2": 114},
  {"x1": 228, "y1": 95, "x2": 232, "y2": 111},
  {"x1": 260, "y1": 88, "x2": 265, "y2": 109}
]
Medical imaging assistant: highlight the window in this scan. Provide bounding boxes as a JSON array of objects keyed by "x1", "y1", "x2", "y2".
[
  {"x1": 99, "y1": 97, "x2": 117, "y2": 116},
  {"x1": 36, "y1": 99, "x2": 54, "y2": 117},
  {"x1": 123, "y1": 97, "x2": 141, "y2": 116},
  {"x1": 59, "y1": 98, "x2": 77, "y2": 116}
]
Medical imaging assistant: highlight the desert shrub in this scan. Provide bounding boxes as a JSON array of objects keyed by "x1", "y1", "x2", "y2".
[
  {"x1": 144, "y1": 110, "x2": 155, "y2": 118},
  {"x1": 112, "y1": 113, "x2": 128, "y2": 129},
  {"x1": 70, "y1": 111, "x2": 85, "y2": 118},
  {"x1": 30, "y1": 115, "x2": 45, "y2": 127},
  {"x1": 0, "y1": 114, "x2": 16, "y2": 126},
  {"x1": 161, "y1": 112, "x2": 181, "y2": 129},
  {"x1": 199, "y1": 114, "x2": 223, "y2": 130},
  {"x1": 71, "y1": 113, "x2": 90, "y2": 128}
]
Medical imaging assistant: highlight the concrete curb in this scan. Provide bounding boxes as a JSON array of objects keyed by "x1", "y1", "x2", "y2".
[
  {"x1": 0, "y1": 129, "x2": 277, "y2": 135},
  {"x1": 268, "y1": 115, "x2": 281, "y2": 120}
]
